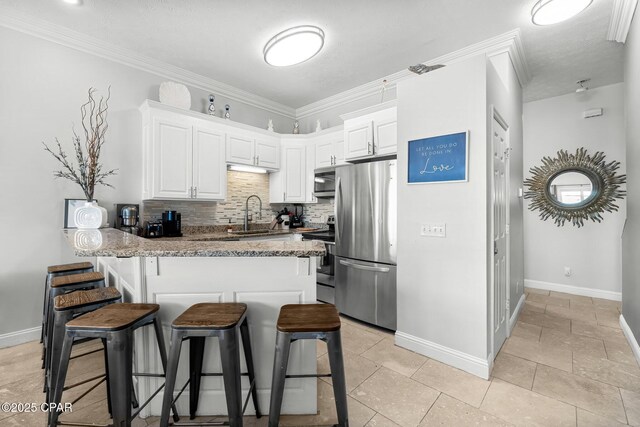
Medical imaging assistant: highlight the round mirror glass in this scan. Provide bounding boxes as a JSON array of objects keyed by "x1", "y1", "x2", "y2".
[{"x1": 548, "y1": 171, "x2": 594, "y2": 206}]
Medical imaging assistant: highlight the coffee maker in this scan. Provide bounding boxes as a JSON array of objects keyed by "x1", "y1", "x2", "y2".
[
  {"x1": 162, "y1": 210, "x2": 182, "y2": 237},
  {"x1": 115, "y1": 204, "x2": 141, "y2": 235}
]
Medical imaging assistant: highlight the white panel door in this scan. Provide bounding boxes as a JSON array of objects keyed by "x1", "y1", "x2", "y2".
[
  {"x1": 255, "y1": 137, "x2": 280, "y2": 169},
  {"x1": 283, "y1": 145, "x2": 306, "y2": 202},
  {"x1": 193, "y1": 126, "x2": 226, "y2": 200},
  {"x1": 334, "y1": 137, "x2": 346, "y2": 165},
  {"x1": 492, "y1": 114, "x2": 509, "y2": 357},
  {"x1": 344, "y1": 121, "x2": 373, "y2": 160},
  {"x1": 153, "y1": 117, "x2": 192, "y2": 199},
  {"x1": 374, "y1": 117, "x2": 398, "y2": 156},
  {"x1": 315, "y1": 137, "x2": 334, "y2": 168},
  {"x1": 226, "y1": 133, "x2": 255, "y2": 166}
]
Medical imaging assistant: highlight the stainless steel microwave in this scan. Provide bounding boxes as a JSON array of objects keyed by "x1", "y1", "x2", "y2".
[{"x1": 313, "y1": 166, "x2": 336, "y2": 198}]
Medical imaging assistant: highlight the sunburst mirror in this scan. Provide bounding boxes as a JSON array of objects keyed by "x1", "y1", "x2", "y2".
[{"x1": 524, "y1": 148, "x2": 626, "y2": 227}]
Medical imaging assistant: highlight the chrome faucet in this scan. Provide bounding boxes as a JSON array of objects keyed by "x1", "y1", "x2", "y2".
[{"x1": 244, "y1": 195, "x2": 262, "y2": 231}]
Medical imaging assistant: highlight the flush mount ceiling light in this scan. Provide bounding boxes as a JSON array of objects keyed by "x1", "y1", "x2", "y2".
[
  {"x1": 531, "y1": 0, "x2": 592, "y2": 25},
  {"x1": 62, "y1": 0, "x2": 83, "y2": 5},
  {"x1": 263, "y1": 25, "x2": 325, "y2": 67}
]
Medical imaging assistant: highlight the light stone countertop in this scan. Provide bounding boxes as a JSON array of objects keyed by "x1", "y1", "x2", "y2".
[{"x1": 63, "y1": 228, "x2": 326, "y2": 258}]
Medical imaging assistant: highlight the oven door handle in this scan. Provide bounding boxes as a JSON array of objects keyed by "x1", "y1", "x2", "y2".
[{"x1": 339, "y1": 259, "x2": 389, "y2": 273}]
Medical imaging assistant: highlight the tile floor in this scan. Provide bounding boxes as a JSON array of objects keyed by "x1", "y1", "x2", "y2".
[{"x1": 1, "y1": 289, "x2": 638, "y2": 426}]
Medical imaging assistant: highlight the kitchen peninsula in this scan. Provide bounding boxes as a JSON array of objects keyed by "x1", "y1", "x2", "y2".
[{"x1": 64, "y1": 228, "x2": 325, "y2": 417}]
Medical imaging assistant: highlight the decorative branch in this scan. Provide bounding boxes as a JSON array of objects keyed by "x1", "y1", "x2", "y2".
[{"x1": 43, "y1": 87, "x2": 118, "y2": 201}]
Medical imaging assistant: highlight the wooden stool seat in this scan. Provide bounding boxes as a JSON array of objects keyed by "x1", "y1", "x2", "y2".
[
  {"x1": 172, "y1": 303, "x2": 247, "y2": 330},
  {"x1": 66, "y1": 303, "x2": 159, "y2": 331},
  {"x1": 47, "y1": 262, "x2": 94, "y2": 274},
  {"x1": 50, "y1": 271, "x2": 104, "y2": 288},
  {"x1": 54, "y1": 287, "x2": 121, "y2": 311},
  {"x1": 276, "y1": 304, "x2": 341, "y2": 333}
]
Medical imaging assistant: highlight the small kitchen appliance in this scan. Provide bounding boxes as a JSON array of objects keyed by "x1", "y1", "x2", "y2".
[
  {"x1": 290, "y1": 204, "x2": 304, "y2": 228},
  {"x1": 143, "y1": 221, "x2": 163, "y2": 238},
  {"x1": 161, "y1": 210, "x2": 182, "y2": 237},
  {"x1": 313, "y1": 166, "x2": 336, "y2": 198},
  {"x1": 115, "y1": 204, "x2": 141, "y2": 235}
]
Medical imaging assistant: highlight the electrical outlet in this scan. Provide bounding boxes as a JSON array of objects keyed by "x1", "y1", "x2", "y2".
[
  {"x1": 421, "y1": 223, "x2": 446, "y2": 237},
  {"x1": 564, "y1": 267, "x2": 572, "y2": 277}
]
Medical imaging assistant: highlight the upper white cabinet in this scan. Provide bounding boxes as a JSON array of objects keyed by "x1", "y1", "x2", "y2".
[
  {"x1": 314, "y1": 130, "x2": 346, "y2": 168},
  {"x1": 342, "y1": 101, "x2": 397, "y2": 161},
  {"x1": 226, "y1": 132, "x2": 280, "y2": 169},
  {"x1": 141, "y1": 101, "x2": 226, "y2": 201},
  {"x1": 270, "y1": 140, "x2": 308, "y2": 203}
]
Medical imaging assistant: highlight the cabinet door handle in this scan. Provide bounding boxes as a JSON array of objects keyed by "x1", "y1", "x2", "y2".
[
  {"x1": 256, "y1": 155, "x2": 259, "y2": 165},
  {"x1": 368, "y1": 142, "x2": 372, "y2": 154},
  {"x1": 283, "y1": 192, "x2": 286, "y2": 201},
  {"x1": 194, "y1": 187, "x2": 197, "y2": 198}
]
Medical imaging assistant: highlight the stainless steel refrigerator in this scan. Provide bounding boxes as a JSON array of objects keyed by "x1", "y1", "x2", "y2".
[{"x1": 335, "y1": 159, "x2": 397, "y2": 330}]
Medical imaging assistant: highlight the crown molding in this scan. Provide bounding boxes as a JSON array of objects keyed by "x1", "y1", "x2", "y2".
[
  {"x1": 607, "y1": 0, "x2": 638, "y2": 43},
  {"x1": 295, "y1": 29, "x2": 531, "y2": 120},
  {"x1": 0, "y1": 7, "x2": 296, "y2": 119}
]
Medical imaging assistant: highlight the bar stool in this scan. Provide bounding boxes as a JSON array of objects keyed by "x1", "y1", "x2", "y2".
[
  {"x1": 49, "y1": 303, "x2": 179, "y2": 427},
  {"x1": 43, "y1": 271, "x2": 106, "y2": 391},
  {"x1": 47, "y1": 287, "x2": 123, "y2": 406},
  {"x1": 268, "y1": 304, "x2": 348, "y2": 427},
  {"x1": 41, "y1": 262, "x2": 95, "y2": 345},
  {"x1": 159, "y1": 303, "x2": 261, "y2": 427}
]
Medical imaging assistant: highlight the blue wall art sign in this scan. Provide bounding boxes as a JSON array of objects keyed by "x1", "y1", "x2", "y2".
[{"x1": 408, "y1": 131, "x2": 469, "y2": 184}]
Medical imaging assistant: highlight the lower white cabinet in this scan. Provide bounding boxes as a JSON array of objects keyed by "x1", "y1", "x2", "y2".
[{"x1": 270, "y1": 141, "x2": 307, "y2": 203}]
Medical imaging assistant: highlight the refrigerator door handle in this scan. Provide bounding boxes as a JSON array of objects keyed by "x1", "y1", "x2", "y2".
[
  {"x1": 336, "y1": 176, "x2": 343, "y2": 242},
  {"x1": 339, "y1": 259, "x2": 390, "y2": 273}
]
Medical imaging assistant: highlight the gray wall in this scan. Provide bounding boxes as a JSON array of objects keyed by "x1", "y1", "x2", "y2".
[
  {"x1": 0, "y1": 26, "x2": 294, "y2": 339},
  {"x1": 622, "y1": 13, "x2": 640, "y2": 343}
]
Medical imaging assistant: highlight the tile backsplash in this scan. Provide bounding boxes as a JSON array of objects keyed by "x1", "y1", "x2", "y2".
[{"x1": 142, "y1": 170, "x2": 335, "y2": 226}]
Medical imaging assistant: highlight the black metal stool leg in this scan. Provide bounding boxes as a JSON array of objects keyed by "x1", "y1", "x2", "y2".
[
  {"x1": 106, "y1": 330, "x2": 133, "y2": 427},
  {"x1": 189, "y1": 337, "x2": 206, "y2": 419},
  {"x1": 100, "y1": 338, "x2": 113, "y2": 417},
  {"x1": 47, "y1": 310, "x2": 73, "y2": 404},
  {"x1": 49, "y1": 331, "x2": 74, "y2": 427},
  {"x1": 268, "y1": 331, "x2": 292, "y2": 427},
  {"x1": 240, "y1": 317, "x2": 261, "y2": 417},
  {"x1": 326, "y1": 331, "x2": 349, "y2": 427},
  {"x1": 219, "y1": 327, "x2": 243, "y2": 427},
  {"x1": 160, "y1": 329, "x2": 184, "y2": 427},
  {"x1": 153, "y1": 317, "x2": 180, "y2": 423}
]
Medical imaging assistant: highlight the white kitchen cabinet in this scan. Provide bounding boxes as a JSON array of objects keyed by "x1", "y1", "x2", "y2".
[
  {"x1": 226, "y1": 132, "x2": 280, "y2": 169},
  {"x1": 141, "y1": 102, "x2": 227, "y2": 201},
  {"x1": 270, "y1": 141, "x2": 306, "y2": 203},
  {"x1": 342, "y1": 102, "x2": 397, "y2": 161},
  {"x1": 314, "y1": 131, "x2": 346, "y2": 168}
]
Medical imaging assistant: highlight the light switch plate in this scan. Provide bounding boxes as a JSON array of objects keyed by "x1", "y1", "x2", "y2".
[{"x1": 421, "y1": 223, "x2": 446, "y2": 237}]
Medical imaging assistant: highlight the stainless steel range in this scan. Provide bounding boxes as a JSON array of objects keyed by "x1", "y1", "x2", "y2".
[{"x1": 301, "y1": 215, "x2": 336, "y2": 304}]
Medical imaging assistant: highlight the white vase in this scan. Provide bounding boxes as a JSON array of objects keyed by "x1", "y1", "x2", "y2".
[
  {"x1": 74, "y1": 201, "x2": 108, "y2": 229},
  {"x1": 73, "y1": 229, "x2": 103, "y2": 250}
]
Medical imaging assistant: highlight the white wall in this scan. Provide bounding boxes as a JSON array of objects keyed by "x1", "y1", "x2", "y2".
[
  {"x1": 523, "y1": 84, "x2": 626, "y2": 298},
  {"x1": 622, "y1": 12, "x2": 640, "y2": 344},
  {"x1": 0, "y1": 27, "x2": 294, "y2": 341},
  {"x1": 396, "y1": 56, "x2": 491, "y2": 377}
]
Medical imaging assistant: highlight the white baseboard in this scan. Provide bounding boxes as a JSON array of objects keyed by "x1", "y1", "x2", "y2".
[
  {"x1": 395, "y1": 331, "x2": 490, "y2": 379},
  {"x1": 509, "y1": 293, "x2": 526, "y2": 335},
  {"x1": 524, "y1": 279, "x2": 621, "y2": 301},
  {"x1": 0, "y1": 326, "x2": 40, "y2": 349},
  {"x1": 620, "y1": 314, "x2": 640, "y2": 366}
]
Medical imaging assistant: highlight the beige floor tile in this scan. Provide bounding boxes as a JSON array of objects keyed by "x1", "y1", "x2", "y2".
[
  {"x1": 480, "y1": 379, "x2": 576, "y2": 427},
  {"x1": 621, "y1": 388, "x2": 640, "y2": 426},
  {"x1": 280, "y1": 379, "x2": 376, "y2": 426},
  {"x1": 532, "y1": 364, "x2": 627, "y2": 422},
  {"x1": 540, "y1": 327, "x2": 607, "y2": 358},
  {"x1": 523, "y1": 301, "x2": 546, "y2": 314},
  {"x1": 420, "y1": 393, "x2": 511, "y2": 426},
  {"x1": 511, "y1": 322, "x2": 542, "y2": 341},
  {"x1": 351, "y1": 367, "x2": 439, "y2": 427},
  {"x1": 596, "y1": 310, "x2": 622, "y2": 329},
  {"x1": 545, "y1": 304, "x2": 597, "y2": 322},
  {"x1": 340, "y1": 323, "x2": 385, "y2": 355},
  {"x1": 572, "y1": 320, "x2": 625, "y2": 341},
  {"x1": 412, "y1": 359, "x2": 490, "y2": 408},
  {"x1": 524, "y1": 288, "x2": 550, "y2": 296},
  {"x1": 317, "y1": 339, "x2": 328, "y2": 357},
  {"x1": 361, "y1": 337, "x2": 427, "y2": 377},
  {"x1": 365, "y1": 413, "x2": 401, "y2": 427},
  {"x1": 592, "y1": 298, "x2": 622, "y2": 311},
  {"x1": 1, "y1": 410, "x2": 48, "y2": 426},
  {"x1": 502, "y1": 336, "x2": 573, "y2": 372},
  {"x1": 570, "y1": 299, "x2": 598, "y2": 311},
  {"x1": 604, "y1": 337, "x2": 639, "y2": 367},
  {"x1": 317, "y1": 349, "x2": 381, "y2": 392},
  {"x1": 573, "y1": 352, "x2": 640, "y2": 393},
  {"x1": 341, "y1": 316, "x2": 395, "y2": 339},
  {"x1": 518, "y1": 311, "x2": 571, "y2": 333},
  {"x1": 491, "y1": 353, "x2": 537, "y2": 390},
  {"x1": 526, "y1": 293, "x2": 571, "y2": 308},
  {"x1": 576, "y1": 408, "x2": 628, "y2": 427},
  {"x1": 549, "y1": 291, "x2": 593, "y2": 305}
]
